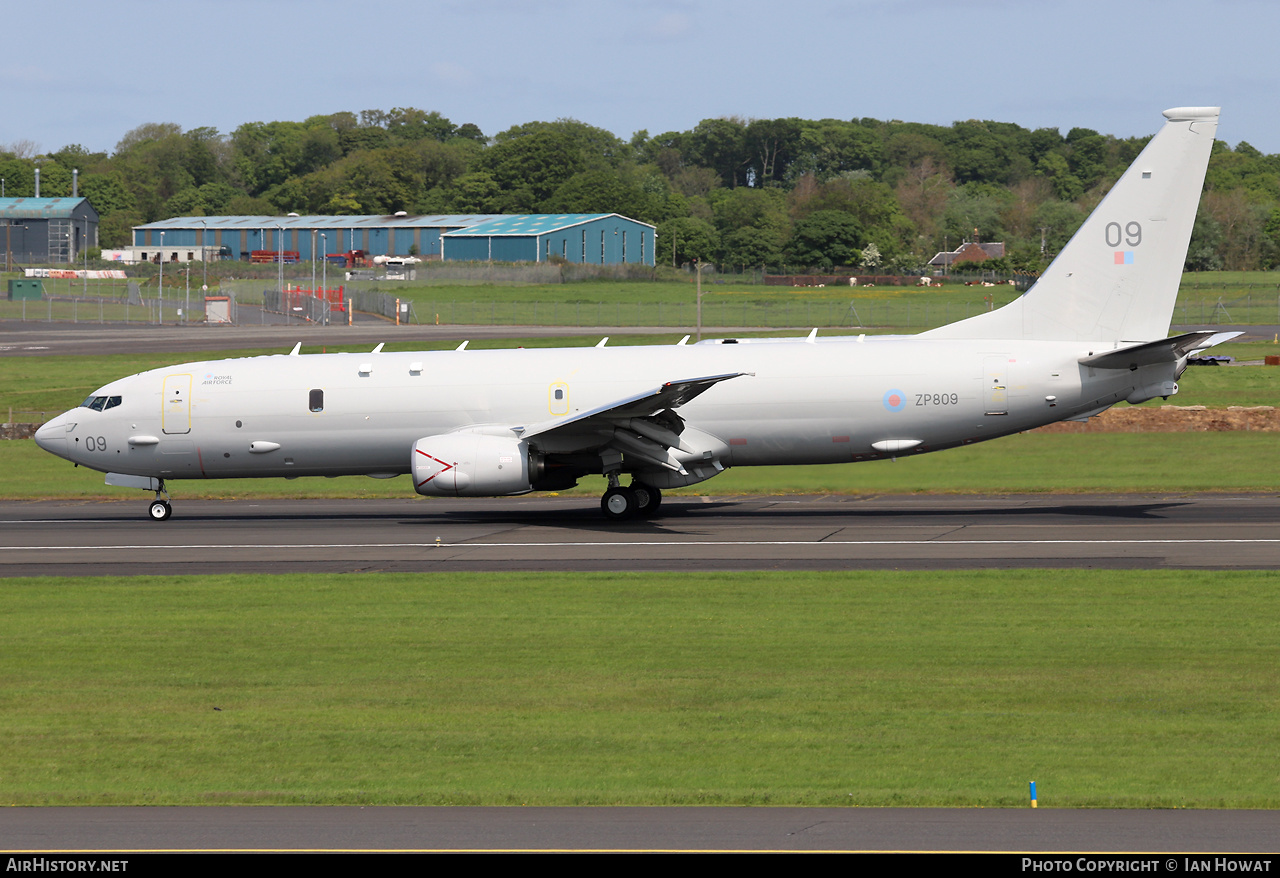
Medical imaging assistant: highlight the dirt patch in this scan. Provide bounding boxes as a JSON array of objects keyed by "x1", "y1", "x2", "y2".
[{"x1": 1034, "y1": 405, "x2": 1280, "y2": 433}]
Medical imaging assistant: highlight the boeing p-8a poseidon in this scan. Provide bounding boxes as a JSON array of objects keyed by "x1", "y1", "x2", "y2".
[{"x1": 37, "y1": 107, "x2": 1232, "y2": 522}]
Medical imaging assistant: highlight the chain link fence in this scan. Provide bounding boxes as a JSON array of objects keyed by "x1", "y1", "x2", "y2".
[{"x1": 5, "y1": 272, "x2": 1280, "y2": 329}]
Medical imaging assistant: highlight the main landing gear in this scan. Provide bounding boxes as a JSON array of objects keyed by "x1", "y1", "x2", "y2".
[
  {"x1": 148, "y1": 479, "x2": 172, "y2": 521},
  {"x1": 600, "y1": 479, "x2": 662, "y2": 521}
]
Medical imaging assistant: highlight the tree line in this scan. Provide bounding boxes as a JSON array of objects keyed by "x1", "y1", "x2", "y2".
[{"x1": 5, "y1": 107, "x2": 1278, "y2": 272}]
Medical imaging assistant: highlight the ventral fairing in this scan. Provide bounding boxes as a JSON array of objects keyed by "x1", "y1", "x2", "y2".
[{"x1": 36, "y1": 108, "x2": 1234, "y2": 522}]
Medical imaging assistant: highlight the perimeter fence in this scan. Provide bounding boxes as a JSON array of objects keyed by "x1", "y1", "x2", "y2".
[{"x1": 3, "y1": 276, "x2": 1279, "y2": 329}]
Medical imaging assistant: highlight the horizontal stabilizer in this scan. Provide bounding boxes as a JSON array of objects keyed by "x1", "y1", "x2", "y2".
[{"x1": 1079, "y1": 331, "x2": 1241, "y2": 369}]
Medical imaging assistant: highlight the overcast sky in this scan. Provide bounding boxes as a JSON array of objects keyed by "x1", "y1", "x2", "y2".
[{"x1": 6, "y1": 0, "x2": 1276, "y2": 157}]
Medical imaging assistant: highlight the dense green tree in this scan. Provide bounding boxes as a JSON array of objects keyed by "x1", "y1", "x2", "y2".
[
  {"x1": 475, "y1": 120, "x2": 623, "y2": 210},
  {"x1": 719, "y1": 226, "x2": 783, "y2": 269},
  {"x1": 656, "y1": 216, "x2": 719, "y2": 266},
  {"x1": 545, "y1": 170, "x2": 660, "y2": 221},
  {"x1": 1030, "y1": 199, "x2": 1086, "y2": 261},
  {"x1": 711, "y1": 186, "x2": 790, "y2": 238},
  {"x1": 743, "y1": 117, "x2": 802, "y2": 186},
  {"x1": 940, "y1": 183, "x2": 1012, "y2": 246},
  {"x1": 785, "y1": 210, "x2": 864, "y2": 267},
  {"x1": 80, "y1": 172, "x2": 136, "y2": 217},
  {"x1": 788, "y1": 119, "x2": 881, "y2": 183},
  {"x1": 4, "y1": 105, "x2": 1271, "y2": 274},
  {"x1": 446, "y1": 171, "x2": 505, "y2": 214},
  {"x1": 684, "y1": 118, "x2": 750, "y2": 188},
  {"x1": 1186, "y1": 213, "x2": 1225, "y2": 271}
]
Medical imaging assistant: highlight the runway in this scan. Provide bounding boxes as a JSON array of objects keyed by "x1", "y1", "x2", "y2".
[
  {"x1": 4, "y1": 805, "x2": 1279, "y2": 853},
  {"x1": 4, "y1": 493, "x2": 1279, "y2": 576}
]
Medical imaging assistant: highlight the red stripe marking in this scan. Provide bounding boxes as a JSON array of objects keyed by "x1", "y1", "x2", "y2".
[{"x1": 414, "y1": 447, "x2": 454, "y2": 487}]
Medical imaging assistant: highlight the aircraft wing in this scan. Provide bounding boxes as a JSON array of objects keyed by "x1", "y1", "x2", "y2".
[
  {"x1": 1078, "y1": 331, "x2": 1242, "y2": 370},
  {"x1": 519, "y1": 372, "x2": 746, "y2": 472}
]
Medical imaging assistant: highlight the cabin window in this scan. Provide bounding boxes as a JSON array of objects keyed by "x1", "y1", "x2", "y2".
[{"x1": 309, "y1": 389, "x2": 324, "y2": 413}]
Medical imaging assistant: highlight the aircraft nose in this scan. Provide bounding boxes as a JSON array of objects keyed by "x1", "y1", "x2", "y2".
[{"x1": 34, "y1": 413, "x2": 71, "y2": 457}]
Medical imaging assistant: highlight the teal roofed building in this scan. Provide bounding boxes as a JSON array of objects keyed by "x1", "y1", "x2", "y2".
[
  {"x1": 0, "y1": 198, "x2": 99, "y2": 265},
  {"x1": 132, "y1": 213, "x2": 657, "y2": 266},
  {"x1": 443, "y1": 214, "x2": 656, "y2": 265}
]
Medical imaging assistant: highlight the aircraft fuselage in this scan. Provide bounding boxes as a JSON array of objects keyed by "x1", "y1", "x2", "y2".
[{"x1": 35, "y1": 336, "x2": 1172, "y2": 483}]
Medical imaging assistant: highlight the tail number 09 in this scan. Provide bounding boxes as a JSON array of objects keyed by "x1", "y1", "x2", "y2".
[{"x1": 1105, "y1": 221, "x2": 1142, "y2": 248}]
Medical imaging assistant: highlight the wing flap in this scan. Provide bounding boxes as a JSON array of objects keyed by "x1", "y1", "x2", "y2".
[
  {"x1": 518, "y1": 372, "x2": 745, "y2": 472},
  {"x1": 520, "y1": 372, "x2": 744, "y2": 440}
]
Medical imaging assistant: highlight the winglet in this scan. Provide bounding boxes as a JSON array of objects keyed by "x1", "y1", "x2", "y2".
[
  {"x1": 456, "y1": 341, "x2": 469, "y2": 351},
  {"x1": 288, "y1": 343, "x2": 301, "y2": 357}
]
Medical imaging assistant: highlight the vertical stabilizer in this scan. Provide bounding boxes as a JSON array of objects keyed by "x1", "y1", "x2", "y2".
[{"x1": 924, "y1": 107, "x2": 1219, "y2": 342}]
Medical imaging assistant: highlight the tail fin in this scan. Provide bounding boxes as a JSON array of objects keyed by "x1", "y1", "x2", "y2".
[{"x1": 924, "y1": 107, "x2": 1219, "y2": 343}]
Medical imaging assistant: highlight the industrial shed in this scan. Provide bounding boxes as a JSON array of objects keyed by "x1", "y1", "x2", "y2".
[
  {"x1": 132, "y1": 213, "x2": 657, "y2": 265},
  {"x1": 443, "y1": 214, "x2": 656, "y2": 265},
  {"x1": 132, "y1": 214, "x2": 504, "y2": 262},
  {"x1": 0, "y1": 197, "x2": 99, "y2": 265}
]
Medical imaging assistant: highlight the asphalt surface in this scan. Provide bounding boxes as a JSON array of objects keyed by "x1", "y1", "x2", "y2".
[
  {"x1": 4, "y1": 493, "x2": 1280, "y2": 576},
  {"x1": 4, "y1": 806, "x2": 1279, "y2": 853}
]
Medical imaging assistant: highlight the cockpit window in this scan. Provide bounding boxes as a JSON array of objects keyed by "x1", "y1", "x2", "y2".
[{"x1": 80, "y1": 396, "x2": 122, "y2": 411}]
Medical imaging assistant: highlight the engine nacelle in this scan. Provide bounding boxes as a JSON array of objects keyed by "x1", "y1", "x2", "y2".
[{"x1": 412, "y1": 432, "x2": 532, "y2": 496}]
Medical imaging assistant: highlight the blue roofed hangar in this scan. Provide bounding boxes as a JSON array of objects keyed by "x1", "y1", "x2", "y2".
[{"x1": 131, "y1": 213, "x2": 657, "y2": 266}]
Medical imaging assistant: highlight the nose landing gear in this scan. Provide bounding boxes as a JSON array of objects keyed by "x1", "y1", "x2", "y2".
[{"x1": 148, "y1": 480, "x2": 172, "y2": 521}]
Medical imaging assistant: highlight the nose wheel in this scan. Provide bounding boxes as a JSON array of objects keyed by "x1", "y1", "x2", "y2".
[{"x1": 148, "y1": 479, "x2": 172, "y2": 521}]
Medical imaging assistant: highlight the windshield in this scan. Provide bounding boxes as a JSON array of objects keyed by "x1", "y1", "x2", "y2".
[{"x1": 79, "y1": 395, "x2": 122, "y2": 411}]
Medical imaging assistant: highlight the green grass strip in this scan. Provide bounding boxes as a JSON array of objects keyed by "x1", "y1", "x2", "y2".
[
  {"x1": 3, "y1": 570, "x2": 1279, "y2": 807},
  {"x1": 6, "y1": 432, "x2": 1280, "y2": 500}
]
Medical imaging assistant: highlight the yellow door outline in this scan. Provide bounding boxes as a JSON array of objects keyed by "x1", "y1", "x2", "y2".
[{"x1": 162, "y1": 374, "x2": 192, "y2": 434}]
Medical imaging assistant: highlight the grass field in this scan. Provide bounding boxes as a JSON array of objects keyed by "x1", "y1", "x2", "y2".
[
  {"x1": 3, "y1": 570, "x2": 1278, "y2": 807},
  {"x1": 6, "y1": 269, "x2": 1280, "y2": 328}
]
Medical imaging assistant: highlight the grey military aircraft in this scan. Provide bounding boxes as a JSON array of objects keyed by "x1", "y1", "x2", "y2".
[{"x1": 36, "y1": 107, "x2": 1231, "y2": 522}]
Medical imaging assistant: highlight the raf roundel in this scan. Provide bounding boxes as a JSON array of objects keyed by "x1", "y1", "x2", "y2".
[{"x1": 883, "y1": 389, "x2": 906, "y2": 412}]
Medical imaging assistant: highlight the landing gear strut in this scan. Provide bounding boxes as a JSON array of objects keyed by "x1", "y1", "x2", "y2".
[{"x1": 148, "y1": 480, "x2": 172, "y2": 521}]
